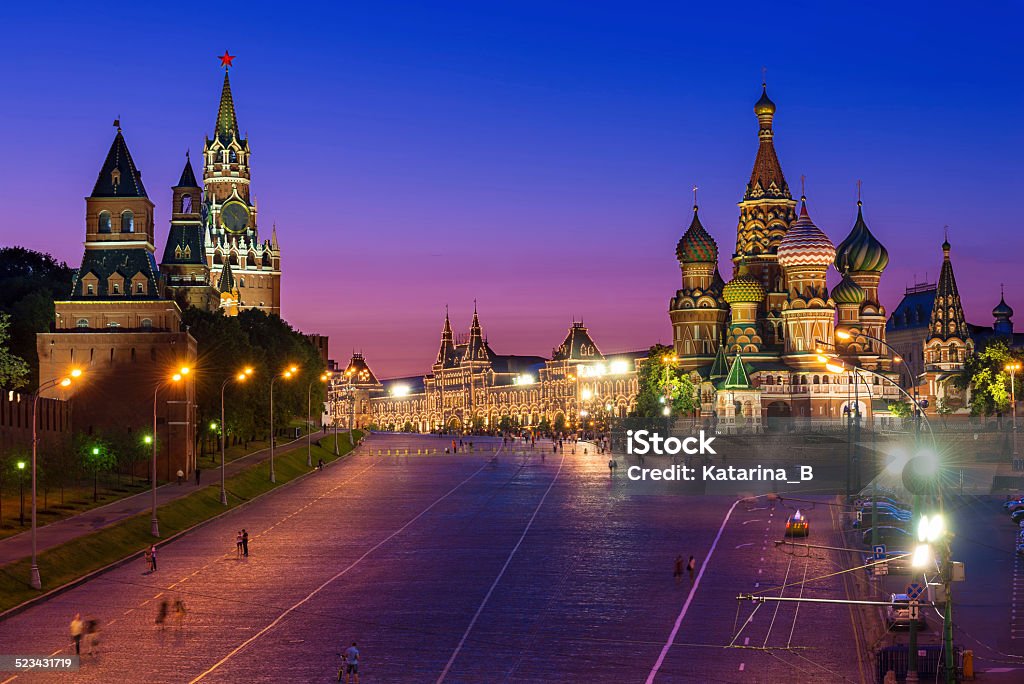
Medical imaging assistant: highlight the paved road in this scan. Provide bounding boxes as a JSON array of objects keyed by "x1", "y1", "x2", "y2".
[
  {"x1": 0, "y1": 432, "x2": 330, "y2": 566},
  {"x1": 0, "y1": 434, "x2": 863, "y2": 683}
]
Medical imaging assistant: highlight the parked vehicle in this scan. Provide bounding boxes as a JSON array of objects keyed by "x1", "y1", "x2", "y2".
[
  {"x1": 857, "y1": 496, "x2": 910, "y2": 511},
  {"x1": 854, "y1": 509, "x2": 912, "y2": 529},
  {"x1": 886, "y1": 593, "x2": 927, "y2": 629},
  {"x1": 1011, "y1": 509, "x2": 1024, "y2": 524}
]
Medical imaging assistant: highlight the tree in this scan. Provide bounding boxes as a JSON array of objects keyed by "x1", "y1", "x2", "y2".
[
  {"x1": 0, "y1": 247, "x2": 74, "y2": 390},
  {"x1": 936, "y1": 397, "x2": 954, "y2": 427},
  {"x1": 537, "y1": 417, "x2": 551, "y2": 434},
  {"x1": 79, "y1": 437, "x2": 116, "y2": 502},
  {"x1": 887, "y1": 401, "x2": 913, "y2": 420},
  {"x1": 0, "y1": 313, "x2": 29, "y2": 390},
  {"x1": 957, "y1": 338, "x2": 1023, "y2": 416},
  {"x1": 553, "y1": 414, "x2": 566, "y2": 433},
  {"x1": 497, "y1": 416, "x2": 513, "y2": 433},
  {"x1": 633, "y1": 344, "x2": 698, "y2": 419}
]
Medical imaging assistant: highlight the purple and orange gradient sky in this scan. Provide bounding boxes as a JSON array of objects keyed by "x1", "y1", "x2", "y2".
[{"x1": 1, "y1": 2, "x2": 1020, "y2": 378}]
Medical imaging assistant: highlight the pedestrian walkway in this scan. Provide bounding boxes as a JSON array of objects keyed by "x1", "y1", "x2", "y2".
[{"x1": 0, "y1": 431, "x2": 334, "y2": 566}]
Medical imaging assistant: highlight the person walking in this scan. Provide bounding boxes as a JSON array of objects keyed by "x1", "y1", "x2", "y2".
[
  {"x1": 195, "y1": 467, "x2": 201, "y2": 485},
  {"x1": 242, "y1": 529, "x2": 249, "y2": 557},
  {"x1": 148, "y1": 544, "x2": 158, "y2": 572},
  {"x1": 176, "y1": 468, "x2": 184, "y2": 485},
  {"x1": 608, "y1": 458, "x2": 615, "y2": 476},
  {"x1": 70, "y1": 613, "x2": 84, "y2": 655},
  {"x1": 339, "y1": 642, "x2": 360, "y2": 683},
  {"x1": 155, "y1": 599, "x2": 168, "y2": 629},
  {"x1": 85, "y1": 618, "x2": 100, "y2": 655},
  {"x1": 674, "y1": 555, "x2": 684, "y2": 585},
  {"x1": 687, "y1": 555, "x2": 697, "y2": 581},
  {"x1": 235, "y1": 531, "x2": 243, "y2": 558},
  {"x1": 174, "y1": 598, "x2": 188, "y2": 627},
  {"x1": 144, "y1": 546, "x2": 153, "y2": 573}
]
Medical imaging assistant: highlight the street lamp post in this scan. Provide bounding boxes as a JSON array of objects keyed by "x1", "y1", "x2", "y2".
[
  {"x1": 221, "y1": 368, "x2": 253, "y2": 505},
  {"x1": 152, "y1": 366, "x2": 190, "y2": 537},
  {"x1": 307, "y1": 372, "x2": 329, "y2": 467},
  {"x1": 28, "y1": 369, "x2": 83, "y2": 590},
  {"x1": 1007, "y1": 362, "x2": 1021, "y2": 457},
  {"x1": 269, "y1": 366, "x2": 298, "y2": 484},
  {"x1": 17, "y1": 460, "x2": 26, "y2": 526}
]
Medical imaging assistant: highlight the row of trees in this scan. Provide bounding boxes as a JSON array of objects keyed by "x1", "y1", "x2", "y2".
[
  {"x1": 954, "y1": 338, "x2": 1024, "y2": 417},
  {"x1": 182, "y1": 307, "x2": 328, "y2": 452}
]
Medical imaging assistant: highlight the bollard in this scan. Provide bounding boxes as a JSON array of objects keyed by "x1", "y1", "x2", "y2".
[{"x1": 963, "y1": 649, "x2": 973, "y2": 679}]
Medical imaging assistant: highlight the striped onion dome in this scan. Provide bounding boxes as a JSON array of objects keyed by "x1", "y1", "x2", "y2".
[
  {"x1": 676, "y1": 205, "x2": 718, "y2": 263},
  {"x1": 834, "y1": 202, "x2": 889, "y2": 273},
  {"x1": 831, "y1": 272, "x2": 866, "y2": 305},
  {"x1": 723, "y1": 263, "x2": 766, "y2": 304},
  {"x1": 777, "y1": 198, "x2": 836, "y2": 269}
]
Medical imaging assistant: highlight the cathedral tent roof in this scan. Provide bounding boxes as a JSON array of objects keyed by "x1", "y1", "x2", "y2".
[
  {"x1": 91, "y1": 129, "x2": 148, "y2": 198},
  {"x1": 719, "y1": 354, "x2": 753, "y2": 390},
  {"x1": 709, "y1": 344, "x2": 729, "y2": 379},
  {"x1": 68, "y1": 248, "x2": 161, "y2": 300},
  {"x1": 161, "y1": 224, "x2": 207, "y2": 266},
  {"x1": 215, "y1": 71, "x2": 241, "y2": 145},
  {"x1": 744, "y1": 84, "x2": 790, "y2": 201},
  {"x1": 345, "y1": 353, "x2": 381, "y2": 386},
  {"x1": 928, "y1": 239, "x2": 969, "y2": 341},
  {"x1": 217, "y1": 258, "x2": 235, "y2": 293}
]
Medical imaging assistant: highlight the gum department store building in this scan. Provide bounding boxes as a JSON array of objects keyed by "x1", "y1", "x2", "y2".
[{"x1": 342, "y1": 84, "x2": 918, "y2": 434}]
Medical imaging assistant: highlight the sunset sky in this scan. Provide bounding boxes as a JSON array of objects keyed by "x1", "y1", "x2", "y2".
[{"x1": 1, "y1": 2, "x2": 1020, "y2": 377}]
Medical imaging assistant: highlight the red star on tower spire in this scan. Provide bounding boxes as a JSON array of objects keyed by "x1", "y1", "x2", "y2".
[{"x1": 219, "y1": 50, "x2": 236, "y2": 69}]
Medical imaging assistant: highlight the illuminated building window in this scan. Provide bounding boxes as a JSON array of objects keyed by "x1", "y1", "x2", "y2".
[
  {"x1": 98, "y1": 211, "x2": 111, "y2": 233},
  {"x1": 121, "y1": 210, "x2": 134, "y2": 233}
]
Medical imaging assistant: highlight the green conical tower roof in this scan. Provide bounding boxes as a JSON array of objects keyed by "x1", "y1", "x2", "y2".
[
  {"x1": 709, "y1": 344, "x2": 729, "y2": 379},
  {"x1": 720, "y1": 354, "x2": 752, "y2": 389},
  {"x1": 215, "y1": 71, "x2": 241, "y2": 144},
  {"x1": 217, "y1": 257, "x2": 235, "y2": 293}
]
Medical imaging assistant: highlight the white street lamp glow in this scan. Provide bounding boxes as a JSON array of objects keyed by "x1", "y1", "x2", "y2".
[
  {"x1": 911, "y1": 543, "x2": 933, "y2": 568},
  {"x1": 917, "y1": 514, "x2": 945, "y2": 543},
  {"x1": 662, "y1": 406, "x2": 671, "y2": 416},
  {"x1": 581, "y1": 389, "x2": 592, "y2": 401},
  {"x1": 609, "y1": 359, "x2": 629, "y2": 375},
  {"x1": 391, "y1": 384, "x2": 411, "y2": 397}
]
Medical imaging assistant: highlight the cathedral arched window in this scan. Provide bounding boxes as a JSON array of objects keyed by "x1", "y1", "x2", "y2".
[
  {"x1": 76, "y1": 318, "x2": 89, "y2": 328},
  {"x1": 98, "y1": 211, "x2": 111, "y2": 233},
  {"x1": 121, "y1": 210, "x2": 134, "y2": 233},
  {"x1": 229, "y1": 150, "x2": 237, "y2": 163}
]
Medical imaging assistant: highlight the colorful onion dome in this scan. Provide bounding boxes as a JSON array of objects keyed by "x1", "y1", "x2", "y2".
[
  {"x1": 993, "y1": 293, "x2": 1014, "y2": 319},
  {"x1": 831, "y1": 272, "x2": 866, "y2": 305},
  {"x1": 834, "y1": 202, "x2": 889, "y2": 273},
  {"x1": 754, "y1": 83, "x2": 776, "y2": 117},
  {"x1": 723, "y1": 263, "x2": 766, "y2": 304},
  {"x1": 676, "y1": 205, "x2": 718, "y2": 263},
  {"x1": 777, "y1": 198, "x2": 836, "y2": 269}
]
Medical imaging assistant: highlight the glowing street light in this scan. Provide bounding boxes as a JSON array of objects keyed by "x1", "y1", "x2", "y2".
[
  {"x1": 1008, "y1": 362, "x2": 1021, "y2": 456},
  {"x1": 307, "y1": 372, "x2": 331, "y2": 467},
  {"x1": 270, "y1": 366, "x2": 299, "y2": 483},
  {"x1": 151, "y1": 366, "x2": 190, "y2": 536}
]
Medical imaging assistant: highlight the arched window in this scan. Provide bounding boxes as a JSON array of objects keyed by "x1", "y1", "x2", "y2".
[
  {"x1": 136, "y1": 282, "x2": 144, "y2": 294},
  {"x1": 76, "y1": 318, "x2": 89, "y2": 328},
  {"x1": 141, "y1": 318, "x2": 153, "y2": 329},
  {"x1": 229, "y1": 150, "x2": 237, "y2": 163},
  {"x1": 181, "y1": 194, "x2": 192, "y2": 214},
  {"x1": 98, "y1": 211, "x2": 111, "y2": 233},
  {"x1": 239, "y1": 277, "x2": 245, "y2": 288},
  {"x1": 121, "y1": 210, "x2": 134, "y2": 233},
  {"x1": 86, "y1": 284, "x2": 95, "y2": 295}
]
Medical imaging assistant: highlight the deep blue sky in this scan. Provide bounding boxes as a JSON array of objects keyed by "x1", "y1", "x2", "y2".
[{"x1": 1, "y1": 1, "x2": 1020, "y2": 376}]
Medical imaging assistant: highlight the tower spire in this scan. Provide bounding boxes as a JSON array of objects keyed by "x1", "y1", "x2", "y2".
[{"x1": 215, "y1": 65, "x2": 241, "y2": 144}]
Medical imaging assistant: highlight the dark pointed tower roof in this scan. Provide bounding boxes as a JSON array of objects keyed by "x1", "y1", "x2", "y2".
[
  {"x1": 676, "y1": 204, "x2": 719, "y2": 264},
  {"x1": 552, "y1": 321, "x2": 605, "y2": 361},
  {"x1": 345, "y1": 353, "x2": 380, "y2": 386},
  {"x1": 217, "y1": 257, "x2": 235, "y2": 293},
  {"x1": 435, "y1": 308, "x2": 460, "y2": 368},
  {"x1": 215, "y1": 71, "x2": 241, "y2": 144},
  {"x1": 464, "y1": 303, "x2": 493, "y2": 363},
  {"x1": 709, "y1": 344, "x2": 729, "y2": 379},
  {"x1": 928, "y1": 238, "x2": 969, "y2": 341},
  {"x1": 744, "y1": 83, "x2": 790, "y2": 201},
  {"x1": 91, "y1": 128, "x2": 148, "y2": 198},
  {"x1": 835, "y1": 201, "x2": 889, "y2": 273},
  {"x1": 174, "y1": 153, "x2": 199, "y2": 189}
]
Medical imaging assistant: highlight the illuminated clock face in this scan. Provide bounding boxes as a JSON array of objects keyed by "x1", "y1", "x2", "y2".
[{"x1": 220, "y1": 200, "x2": 251, "y2": 234}]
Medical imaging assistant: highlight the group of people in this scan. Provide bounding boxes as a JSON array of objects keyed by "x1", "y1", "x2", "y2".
[
  {"x1": 154, "y1": 598, "x2": 188, "y2": 629},
  {"x1": 144, "y1": 544, "x2": 158, "y2": 573},
  {"x1": 673, "y1": 555, "x2": 698, "y2": 584},
  {"x1": 235, "y1": 529, "x2": 250, "y2": 557},
  {"x1": 69, "y1": 613, "x2": 100, "y2": 655}
]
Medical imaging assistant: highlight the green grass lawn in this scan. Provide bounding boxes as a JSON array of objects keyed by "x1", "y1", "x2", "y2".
[{"x1": 0, "y1": 432, "x2": 362, "y2": 615}]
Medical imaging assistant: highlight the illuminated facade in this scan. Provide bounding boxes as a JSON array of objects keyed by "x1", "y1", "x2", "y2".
[{"x1": 342, "y1": 311, "x2": 643, "y2": 433}]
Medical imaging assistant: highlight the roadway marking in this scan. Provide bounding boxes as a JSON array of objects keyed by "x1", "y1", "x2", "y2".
[
  {"x1": 189, "y1": 457, "x2": 495, "y2": 683},
  {"x1": 645, "y1": 498, "x2": 743, "y2": 684},
  {"x1": 742, "y1": 519, "x2": 762, "y2": 525},
  {"x1": 739, "y1": 663, "x2": 746, "y2": 671},
  {"x1": 436, "y1": 451, "x2": 565, "y2": 683},
  {"x1": 735, "y1": 543, "x2": 753, "y2": 549}
]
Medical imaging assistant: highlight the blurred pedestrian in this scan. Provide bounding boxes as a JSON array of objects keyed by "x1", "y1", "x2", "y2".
[
  {"x1": 85, "y1": 618, "x2": 100, "y2": 655},
  {"x1": 155, "y1": 599, "x2": 168, "y2": 629},
  {"x1": 176, "y1": 469, "x2": 184, "y2": 485},
  {"x1": 674, "y1": 556, "x2": 684, "y2": 585},
  {"x1": 70, "y1": 613, "x2": 84, "y2": 654},
  {"x1": 687, "y1": 555, "x2": 696, "y2": 581},
  {"x1": 608, "y1": 458, "x2": 615, "y2": 476},
  {"x1": 242, "y1": 529, "x2": 249, "y2": 557},
  {"x1": 149, "y1": 544, "x2": 158, "y2": 572},
  {"x1": 144, "y1": 547, "x2": 153, "y2": 573},
  {"x1": 174, "y1": 598, "x2": 188, "y2": 627},
  {"x1": 195, "y1": 467, "x2": 201, "y2": 485},
  {"x1": 235, "y1": 531, "x2": 243, "y2": 557}
]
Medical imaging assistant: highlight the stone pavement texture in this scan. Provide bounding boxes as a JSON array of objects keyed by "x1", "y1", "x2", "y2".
[
  {"x1": 0, "y1": 432, "x2": 327, "y2": 567},
  {"x1": 0, "y1": 434, "x2": 865, "y2": 683}
]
